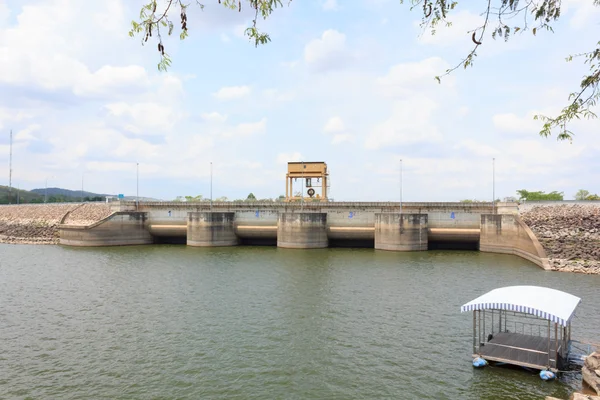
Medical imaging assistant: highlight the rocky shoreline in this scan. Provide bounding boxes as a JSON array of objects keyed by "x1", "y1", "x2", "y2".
[
  {"x1": 521, "y1": 204, "x2": 600, "y2": 274},
  {"x1": 0, "y1": 203, "x2": 112, "y2": 244}
]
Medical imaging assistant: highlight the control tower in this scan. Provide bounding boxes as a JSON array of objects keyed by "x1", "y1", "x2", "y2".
[{"x1": 285, "y1": 161, "x2": 329, "y2": 202}]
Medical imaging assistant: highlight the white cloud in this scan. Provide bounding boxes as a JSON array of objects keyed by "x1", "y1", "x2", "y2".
[
  {"x1": 262, "y1": 88, "x2": 296, "y2": 102},
  {"x1": 493, "y1": 112, "x2": 539, "y2": 134},
  {"x1": 86, "y1": 161, "x2": 160, "y2": 173},
  {"x1": 233, "y1": 23, "x2": 247, "y2": 38},
  {"x1": 322, "y1": 0, "x2": 338, "y2": 11},
  {"x1": 104, "y1": 102, "x2": 183, "y2": 134},
  {"x1": 201, "y1": 112, "x2": 228, "y2": 123},
  {"x1": 0, "y1": 1, "x2": 597, "y2": 202},
  {"x1": 493, "y1": 108, "x2": 560, "y2": 135},
  {"x1": 277, "y1": 152, "x2": 303, "y2": 164},
  {"x1": 564, "y1": 0, "x2": 600, "y2": 28},
  {"x1": 212, "y1": 85, "x2": 251, "y2": 100},
  {"x1": 280, "y1": 60, "x2": 299, "y2": 68},
  {"x1": 73, "y1": 65, "x2": 150, "y2": 98},
  {"x1": 454, "y1": 140, "x2": 499, "y2": 158},
  {"x1": 0, "y1": 107, "x2": 33, "y2": 130},
  {"x1": 222, "y1": 118, "x2": 267, "y2": 138},
  {"x1": 323, "y1": 116, "x2": 345, "y2": 133},
  {"x1": 0, "y1": 0, "x2": 146, "y2": 98},
  {"x1": 323, "y1": 116, "x2": 354, "y2": 144},
  {"x1": 377, "y1": 57, "x2": 455, "y2": 97},
  {"x1": 15, "y1": 124, "x2": 41, "y2": 142},
  {"x1": 365, "y1": 96, "x2": 443, "y2": 149},
  {"x1": 332, "y1": 134, "x2": 353, "y2": 145},
  {"x1": 304, "y1": 29, "x2": 351, "y2": 72}
]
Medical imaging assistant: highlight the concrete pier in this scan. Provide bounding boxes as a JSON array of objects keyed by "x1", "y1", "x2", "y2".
[
  {"x1": 277, "y1": 212, "x2": 328, "y2": 249},
  {"x1": 187, "y1": 212, "x2": 238, "y2": 247},
  {"x1": 374, "y1": 213, "x2": 428, "y2": 251}
]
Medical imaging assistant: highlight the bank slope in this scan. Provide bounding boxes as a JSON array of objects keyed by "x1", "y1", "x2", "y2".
[{"x1": 521, "y1": 204, "x2": 600, "y2": 274}]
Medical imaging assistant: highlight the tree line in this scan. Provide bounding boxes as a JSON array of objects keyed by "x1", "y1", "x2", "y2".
[
  {"x1": 173, "y1": 193, "x2": 287, "y2": 202},
  {"x1": 0, "y1": 195, "x2": 105, "y2": 204},
  {"x1": 460, "y1": 189, "x2": 600, "y2": 202}
]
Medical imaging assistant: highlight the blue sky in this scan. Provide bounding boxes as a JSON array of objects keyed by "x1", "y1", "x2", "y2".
[{"x1": 0, "y1": 0, "x2": 599, "y2": 201}]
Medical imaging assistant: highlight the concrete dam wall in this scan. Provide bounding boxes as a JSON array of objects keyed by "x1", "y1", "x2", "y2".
[{"x1": 54, "y1": 201, "x2": 549, "y2": 269}]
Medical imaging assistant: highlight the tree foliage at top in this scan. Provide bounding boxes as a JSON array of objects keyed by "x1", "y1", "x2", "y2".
[
  {"x1": 516, "y1": 189, "x2": 564, "y2": 201},
  {"x1": 132, "y1": 0, "x2": 600, "y2": 142},
  {"x1": 574, "y1": 189, "x2": 600, "y2": 200},
  {"x1": 130, "y1": 0, "x2": 287, "y2": 72}
]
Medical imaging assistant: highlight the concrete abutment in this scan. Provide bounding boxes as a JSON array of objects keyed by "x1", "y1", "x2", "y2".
[
  {"x1": 479, "y1": 214, "x2": 551, "y2": 270},
  {"x1": 59, "y1": 212, "x2": 153, "y2": 246},
  {"x1": 187, "y1": 212, "x2": 238, "y2": 247}
]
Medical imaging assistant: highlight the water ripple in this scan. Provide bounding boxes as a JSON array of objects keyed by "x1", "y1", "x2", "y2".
[{"x1": 0, "y1": 245, "x2": 598, "y2": 399}]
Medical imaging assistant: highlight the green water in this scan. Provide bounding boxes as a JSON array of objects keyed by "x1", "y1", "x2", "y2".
[{"x1": 1, "y1": 244, "x2": 599, "y2": 399}]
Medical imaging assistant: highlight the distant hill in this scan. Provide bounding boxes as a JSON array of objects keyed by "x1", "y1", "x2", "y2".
[
  {"x1": 30, "y1": 187, "x2": 108, "y2": 199},
  {"x1": 30, "y1": 188, "x2": 163, "y2": 202},
  {"x1": 0, "y1": 185, "x2": 44, "y2": 203},
  {"x1": 1, "y1": 186, "x2": 163, "y2": 204}
]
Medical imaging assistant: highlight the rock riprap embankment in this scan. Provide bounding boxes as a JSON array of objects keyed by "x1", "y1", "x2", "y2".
[
  {"x1": 0, "y1": 203, "x2": 113, "y2": 244},
  {"x1": 62, "y1": 203, "x2": 112, "y2": 225},
  {"x1": 583, "y1": 351, "x2": 600, "y2": 396},
  {"x1": 521, "y1": 204, "x2": 600, "y2": 274}
]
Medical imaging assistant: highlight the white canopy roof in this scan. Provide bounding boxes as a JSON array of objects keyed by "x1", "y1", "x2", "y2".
[{"x1": 460, "y1": 286, "x2": 581, "y2": 327}]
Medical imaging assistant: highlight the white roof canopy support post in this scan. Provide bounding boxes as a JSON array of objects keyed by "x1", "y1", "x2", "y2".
[{"x1": 460, "y1": 286, "x2": 581, "y2": 328}]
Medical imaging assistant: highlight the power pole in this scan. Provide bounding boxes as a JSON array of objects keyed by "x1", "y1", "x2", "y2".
[
  {"x1": 136, "y1": 162, "x2": 139, "y2": 210},
  {"x1": 8, "y1": 129, "x2": 12, "y2": 204},
  {"x1": 301, "y1": 161, "x2": 304, "y2": 212},
  {"x1": 493, "y1": 158, "x2": 496, "y2": 214},
  {"x1": 399, "y1": 158, "x2": 403, "y2": 214},
  {"x1": 210, "y1": 161, "x2": 213, "y2": 211}
]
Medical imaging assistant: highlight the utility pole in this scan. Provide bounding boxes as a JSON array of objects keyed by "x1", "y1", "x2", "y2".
[
  {"x1": 81, "y1": 173, "x2": 84, "y2": 202},
  {"x1": 399, "y1": 158, "x2": 403, "y2": 214},
  {"x1": 493, "y1": 158, "x2": 496, "y2": 214},
  {"x1": 8, "y1": 129, "x2": 12, "y2": 204},
  {"x1": 136, "y1": 162, "x2": 139, "y2": 210},
  {"x1": 301, "y1": 161, "x2": 304, "y2": 212},
  {"x1": 210, "y1": 161, "x2": 213, "y2": 211}
]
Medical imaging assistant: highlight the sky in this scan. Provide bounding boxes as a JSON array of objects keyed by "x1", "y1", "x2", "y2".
[{"x1": 0, "y1": 0, "x2": 599, "y2": 201}]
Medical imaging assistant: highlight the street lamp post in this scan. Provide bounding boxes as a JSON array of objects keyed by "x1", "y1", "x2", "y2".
[
  {"x1": 400, "y1": 158, "x2": 403, "y2": 214},
  {"x1": 301, "y1": 161, "x2": 304, "y2": 212},
  {"x1": 493, "y1": 158, "x2": 496, "y2": 214},
  {"x1": 210, "y1": 161, "x2": 213, "y2": 211},
  {"x1": 136, "y1": 162, "x2": 139, "y2": 210}
]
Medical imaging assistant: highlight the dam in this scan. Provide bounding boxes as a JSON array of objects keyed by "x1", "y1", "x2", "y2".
[{"x1": 57, "y1": 200, "x2": 551, "y2": 270}]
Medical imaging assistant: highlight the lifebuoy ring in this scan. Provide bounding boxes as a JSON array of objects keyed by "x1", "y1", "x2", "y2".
[{"x1": 307, "y1": 188, "x2": 315, "y2": 197}]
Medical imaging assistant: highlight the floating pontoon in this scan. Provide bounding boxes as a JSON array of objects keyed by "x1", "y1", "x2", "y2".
[{"x1": 461, "y1": 286, "x2": 581, "y2": 374}]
